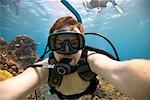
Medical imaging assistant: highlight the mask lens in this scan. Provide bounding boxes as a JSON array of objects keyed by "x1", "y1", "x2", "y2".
[
  {"x1": 48, "y1": 32, "x2": 85, "y2": 54},
  {"x1": 55, "y1": 39, "x2": 63, "y2": 49},
  {"x1": 70, "y1": 38, "x2": 79, "y2": 48}
]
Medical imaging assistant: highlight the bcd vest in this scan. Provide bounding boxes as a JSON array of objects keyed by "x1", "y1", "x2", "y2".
[
  {"x1": 48, "y1": 47, "x2": 99, "y2": 99},
  {"x1": 48, "y1": 46, "x2": 117, "y2": 99}
]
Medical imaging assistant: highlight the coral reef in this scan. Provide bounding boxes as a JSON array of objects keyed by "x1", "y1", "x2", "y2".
[
  {"x1": 79, "y1": 77, "x2": 135, "y2": 100},
  {"x1": 0, "y1": 70, "x2": 13, "y2": 81},
  {"x1": 0, "y1": 35, "x2": 38, "y2": 99}
]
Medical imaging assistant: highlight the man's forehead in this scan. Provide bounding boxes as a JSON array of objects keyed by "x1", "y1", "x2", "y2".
[
  {"x1": 56, "y1": 34, "x2": 78, "y2": 40},
  {"x1": 53, "y1": 27, "x2": 81, "y2": 33}
]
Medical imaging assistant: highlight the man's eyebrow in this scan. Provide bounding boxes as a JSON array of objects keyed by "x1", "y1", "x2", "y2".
[
  {"x1": 56, "y1": 39, "x2": 63, "y2": 41},
  {"x1": 71, "y1": 38, "x2": 78, "y2": 41}
]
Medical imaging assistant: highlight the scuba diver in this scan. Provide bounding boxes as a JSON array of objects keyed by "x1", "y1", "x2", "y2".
[
  {"x1": 83, "y1": 0, "x2": 123, "y2": 13},
  {"x1": 0, "y1": 16, "x2": 150, "y2": 100}
]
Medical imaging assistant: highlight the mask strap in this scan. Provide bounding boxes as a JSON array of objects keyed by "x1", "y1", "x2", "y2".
[{"x1": 37, "y1": 43, "x2": 50, "y2": 62}]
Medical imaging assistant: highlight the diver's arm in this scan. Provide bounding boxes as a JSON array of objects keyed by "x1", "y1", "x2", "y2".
[
  {"x1": 0, "y1": 59, "x2": 49, "y2": 100},
  {"x1": 87, "y1": 53, "x2": 150, "y2": 99}
]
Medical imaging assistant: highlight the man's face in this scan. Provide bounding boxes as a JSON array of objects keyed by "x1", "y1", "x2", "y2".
[{"x1": 52, "y1": 27, "x2": 83, "y2": 64}]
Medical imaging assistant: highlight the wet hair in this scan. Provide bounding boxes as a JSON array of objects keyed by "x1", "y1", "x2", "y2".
[{"x1": 49, "y1": 16, "x2": 84, "y2": 34}]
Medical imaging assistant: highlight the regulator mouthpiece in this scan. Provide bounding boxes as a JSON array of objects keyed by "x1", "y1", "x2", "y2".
[{"x1": 55, "y1": 58, "x2": 72, "y2": 75}]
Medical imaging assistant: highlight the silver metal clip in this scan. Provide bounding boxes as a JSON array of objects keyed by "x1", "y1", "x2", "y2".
[{"x1": 42, "y1": 64, "x2": 55, "y2": 69}]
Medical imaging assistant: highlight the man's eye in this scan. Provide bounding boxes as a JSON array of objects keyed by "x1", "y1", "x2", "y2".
[
  {"x1": 71, "y1": 40, "x2": 79, "y2": 47},
  {"x1": 56, "y1": 40, "x2": 63, "y2": 44},
  {"x1": 71, "y1": 39, "x2": 78, "y2": 43},
  {"x1": 55, "y1": 40, "x2": 63, "y2": 48},
  {"x1": 72, "y1": 41, "x2": 78, "y2": 45},
  {"x1": 56, "y1": 41, "x2": 62, "y2": 44}
]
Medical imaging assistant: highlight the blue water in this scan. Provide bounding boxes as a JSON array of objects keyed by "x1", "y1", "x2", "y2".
[{"x1": 0, "y1": 0, "x2": 150, "y2": 60}]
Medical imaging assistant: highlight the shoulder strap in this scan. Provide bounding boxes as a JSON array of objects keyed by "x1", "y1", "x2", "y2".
[
  {"x1": 48, "y1": 53, "x2": 63, "y2": 87},
  {"x1": 49, "y1": 76, "x2": 99, "y2": 99},
  {"x1": 78, "y1": 48, "x2": 97, "y2": 81},
  {"x1": 48, "y1": 69, "x2": 63, "y2": 87},
  {"x1": 85, "y1": 46, "x2": 117, "y2": 60}
]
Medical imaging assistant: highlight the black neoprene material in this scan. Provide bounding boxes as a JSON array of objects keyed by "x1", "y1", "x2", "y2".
[
  {"x1": 85, "y1": 46, "x2": 118, "y2": 60},
  {"x1": 50, "y1": 76, "x2": 99, "y2": 99},
  {"x1": 48, "y1": 46, "x2": 117, "y2": 99}
]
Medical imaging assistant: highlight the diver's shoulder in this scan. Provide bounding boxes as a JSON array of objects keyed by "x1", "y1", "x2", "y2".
[{"x1": 35, "y1": 58, "x2": 49, "y2": 65}]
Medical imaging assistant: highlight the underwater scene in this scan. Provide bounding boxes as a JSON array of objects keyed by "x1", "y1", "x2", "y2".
[{"x1": 0, "y1": 0, "x2": 150, "y2": 100}]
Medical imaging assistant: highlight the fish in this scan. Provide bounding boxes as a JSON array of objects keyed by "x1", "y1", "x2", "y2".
[{"x1": 83, "y1": 0, "x2": 123, "y2": 13}]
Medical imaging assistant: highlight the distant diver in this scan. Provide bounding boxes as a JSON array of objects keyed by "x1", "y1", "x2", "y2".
[
  {"x1": 83, "y1": 0, "x2": 123, "y2": 13},
  {"x1": 12, "y1": 0, "x2": 20, "y2": 16}
]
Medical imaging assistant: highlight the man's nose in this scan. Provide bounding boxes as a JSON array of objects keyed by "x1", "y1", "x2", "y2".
[{"x1": 64, "y1": 43, "x2": 70, "y2": 53}]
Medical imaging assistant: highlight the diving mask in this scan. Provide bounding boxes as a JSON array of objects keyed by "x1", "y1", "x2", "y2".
[{"x1": 48, "y1": 31, "x2": 85, "y2": 54}]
